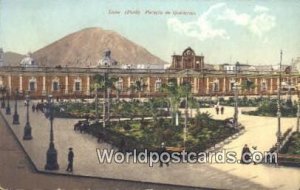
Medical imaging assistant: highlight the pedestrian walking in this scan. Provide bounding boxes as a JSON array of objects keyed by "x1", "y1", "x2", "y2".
[
  {"x1": 216, "y1": 106, "x2": 219, "y2": 115},
  {"x1": 66, "y1": 148, "x2": 74, "y2": 172},
  {"x1": 220, "y1": 106, "x2": 224, "y2": 114},
  {"x1": 32, "y1": 104, "x2": 36, "y2": 112},
  {"x1": 240, "y1": 144, "x2": 251, "y2": 164}
]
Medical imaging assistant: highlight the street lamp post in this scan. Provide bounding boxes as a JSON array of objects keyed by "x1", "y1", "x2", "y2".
[
  {"x1": 45, "y1": 95, "x2": 59, "y2": 170},
  {"x1": 95, "y1": 88, "x2": 99, "y2": 122},
  {"x1": 234, "y1": 62, "x2": 240, "y2": 128},
  {"x1": 1, "y1": 90, "x2": 5, "y2": 108},
  {"x1": 277, "y1": 50, "x2": 283, "y2": 143},
  {"x1": 6, "y1": 93, "x2": 11, "y2": 115},
  {"x1": 13, "y1": 89, "x2": 20, "y2": 124},
  {"x1": 23, "y1": 93, "x2": 32, "y2": 140},
  {"x1": 297, "y1": 89, "x2": 300, "y2": 133}
]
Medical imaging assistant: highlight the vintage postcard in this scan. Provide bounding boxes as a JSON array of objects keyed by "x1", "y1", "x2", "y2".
[{"x1": 0, "y1": 0, "x2": 300, "y2": 190}]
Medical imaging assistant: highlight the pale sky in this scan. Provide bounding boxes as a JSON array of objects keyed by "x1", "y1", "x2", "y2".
[{"x1": 1, "y1": 0, "x2": 300, "y2": 65}]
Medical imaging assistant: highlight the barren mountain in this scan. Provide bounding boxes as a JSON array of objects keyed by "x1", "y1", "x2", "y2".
[
  {"x1": 32, "y1": 27, "x2": 167, "y2": 67},
  {"x1": 3, "y1": 52, "x2": 25, "y2": 66}
]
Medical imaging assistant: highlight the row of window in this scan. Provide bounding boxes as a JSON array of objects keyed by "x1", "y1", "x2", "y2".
[
  {"x1": 115, "y1": 80, "x2": 162, "y2": 92},
  {"x1": 28, "y1": 81, "x2": 81, "y2": 92}
]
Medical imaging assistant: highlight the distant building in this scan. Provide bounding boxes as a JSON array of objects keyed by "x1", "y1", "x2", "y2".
[
  {"x1": 220, "y1": 63, "x2": 250, "y2": 74},
  {"x1": 0, "y1": 47, "x2": 299, "y2": 98}
]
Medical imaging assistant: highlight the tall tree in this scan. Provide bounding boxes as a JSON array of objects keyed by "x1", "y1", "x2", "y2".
[
  {"x1": 130, "y1": 78, "x2": 147, "y2": 99},
  {"x1": 161, "y1": 78, "x2": 192, "y2": 124},
  {"x1": 92, "y1": 74, "x2": 117, "y2": 125}
]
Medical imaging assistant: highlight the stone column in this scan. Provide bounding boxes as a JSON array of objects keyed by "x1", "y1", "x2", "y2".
[
  {"x1": 193, "y1": 77, "x2": 197, "y2": 93},
  {"x1": 223, "y1": 77, "x2": 226, "y2": 93},
  {"x1": 270, "y1": 78, "x2": 273, "y2": 94},
  {"x1": 128, "y1": 77, "x2": 131, "y2": 87},
  {"x1": 42, "y1": 76, "x2": 46, "y2": 95},
  {"x1": 255, "y1": 78, "x2": 258, "y2": 94},
  {"x1": 86, "y1": 75, "x2": 90, "y2": 96},
  {"x1": 206, "y1": 77, "x2": 209, "y2": 94},
  {"x1": 128, "y1": 76, "x2": 131, "y2": 95},
  {"x1": 65, "y1": 76, "x2": 68, "y2": 94},
  {"x1": 19, "y1": 75, "x2": 23, "y2": 92},
  {"x1": 8, "y1": 75, "x2": 11, "y2": 94}
]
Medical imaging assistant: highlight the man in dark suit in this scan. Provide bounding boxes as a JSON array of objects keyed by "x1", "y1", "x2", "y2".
[{"x1": 66, "y1": 147, "x2": 74, "y2": 172}]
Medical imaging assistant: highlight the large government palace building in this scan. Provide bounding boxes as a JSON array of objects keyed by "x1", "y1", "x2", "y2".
[{"x1": 0, "y1": 47, "x2": 298, "y2": 98}]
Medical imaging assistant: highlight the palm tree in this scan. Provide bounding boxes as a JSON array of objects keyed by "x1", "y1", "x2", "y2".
[
  {"x1": 91, "y1": 82, "x2": 102, "y2": 122},
  {"x1": 161, "y1": 78, "x2": 181, "y2": 124},
  {"x1": 92, "y1": 74, "x2": 117, "y2": 125},
  {"x1": 241, "y1": 78, "x2": 256, "y2": 95},
  {"x1": 161, "y1": 78, "x2": 192, "y2": 124}
]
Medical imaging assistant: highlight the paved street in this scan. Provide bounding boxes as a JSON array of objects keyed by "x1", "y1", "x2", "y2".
[{"x1": 0, "y1": 100, "x2": 299, "y2": 189}]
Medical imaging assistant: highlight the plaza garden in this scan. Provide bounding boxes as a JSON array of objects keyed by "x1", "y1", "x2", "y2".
[
  {"x1": 50, "y1": 74, "x2": 243, "y2": 153},
  {"x1": 42, "y1": 73, "x2": 299, "y2": 164}
]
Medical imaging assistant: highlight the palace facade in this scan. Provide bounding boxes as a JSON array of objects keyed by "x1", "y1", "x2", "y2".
[{"x1": 0, "y1": 47, "x2": 299, "y2": 99}]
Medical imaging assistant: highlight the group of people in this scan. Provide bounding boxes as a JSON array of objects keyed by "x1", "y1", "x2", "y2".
[
  {"x1": 73, "y1": 120, "x2": 91, "y2": 133},
  {"x1": 24, "y1": 101, "x2": 47, "y2": 113},
  {"x1": 215, "y1": 105, "x2": 225, "y2": 115}
]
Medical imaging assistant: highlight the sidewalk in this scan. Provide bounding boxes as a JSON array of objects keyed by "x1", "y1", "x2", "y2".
[
  {"x1": 1, "y1": 101, "x2": 299, "y2": 189},
  {"x1": 0, "y1": 106, "x2": 206, "y2": 190}
]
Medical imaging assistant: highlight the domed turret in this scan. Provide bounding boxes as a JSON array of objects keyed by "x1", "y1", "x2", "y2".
[
  {"x1": 98, "y1": 49, "x2": 117, "y2": 67},
  {"x1": 20, "y1": 52, "x2": 37, "y2": 67}
]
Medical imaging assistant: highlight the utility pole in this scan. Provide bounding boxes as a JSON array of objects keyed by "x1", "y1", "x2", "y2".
[
  {"x1": 184, "y1": 69, "x2": 188, "y2": 150},
  {"x1": 277, "y1": 50, "x2": 283, "y2": 143},
  {"x1": 234, "y1": 62, "x2": 240, "y2": 128},
  {"x1": 103, "y1": 72, "x2": 107, "y2": 128}
]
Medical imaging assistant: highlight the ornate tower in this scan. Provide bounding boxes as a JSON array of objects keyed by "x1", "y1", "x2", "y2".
[{"x1": 170, "y1": 47, "x2": 204, "y2": 71}]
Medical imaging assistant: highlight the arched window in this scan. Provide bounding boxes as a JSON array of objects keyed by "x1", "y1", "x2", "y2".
[
  {"x1": 73, "y1": 77, "x2": 82, "y2": 92},
  {"x1": 116, "y1": 78, "x2": 123, "y2": 91},
  {"x1": 213, "y1": 79, "x2": 219, "y2": 92},
  {"x1": 155, "y1": 78, "x2": 162, "y2": 92},
  {"x1": 52, "y1": 77, "x2": 60, "y2": 91},
  {"x1": 28, "y1": 77, "x2": 37, "y2": 92},
  {"x1": 261, "y1": 79, "x2": 267, "y2": 91}
]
